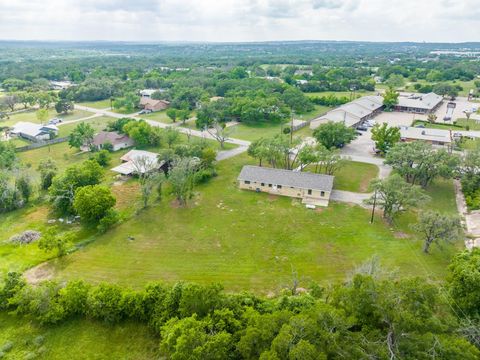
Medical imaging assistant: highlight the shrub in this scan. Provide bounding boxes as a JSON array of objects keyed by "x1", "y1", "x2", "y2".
[
  {"x1": 97, "y1": 209, "x2": 121, "y2": 233},
  {"x1": 86, "y1": 283, "x2": 124, "y2": 323}
]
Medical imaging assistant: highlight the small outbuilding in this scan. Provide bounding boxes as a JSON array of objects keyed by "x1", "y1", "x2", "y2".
[{"x1": 237, "y1": 165, "x2": 334, "y2": 207}]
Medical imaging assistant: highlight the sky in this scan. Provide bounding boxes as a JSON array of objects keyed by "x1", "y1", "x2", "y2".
[{"x1": 0, "y1": 0, "x2": 479, "y2": 43}]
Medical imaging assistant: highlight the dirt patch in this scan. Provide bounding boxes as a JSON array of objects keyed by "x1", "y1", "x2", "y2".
[
  {"x1": 315, "y1": 208, "x2": 325, "y2": 213},
  {"x1": 267, "y1": 194, "x2": 278, "y2": 201},
  {"x1": 23, "y1": 263, "x2": 54, "y2": 284},
  {"x1": 394, "y1": 232, "x2": 410, "y2": 239}
]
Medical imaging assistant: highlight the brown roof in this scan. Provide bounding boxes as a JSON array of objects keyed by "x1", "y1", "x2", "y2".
[
  {"x1": 139, "y1": 97, "x2": 170, "y2": 107},
  {"x1": 93, "y1": 131, "x2": 132, "y2": 146}
]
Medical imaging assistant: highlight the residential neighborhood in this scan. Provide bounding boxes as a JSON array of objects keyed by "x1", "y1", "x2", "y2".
[{"x1": 1, "y1": 1, "x2": 480, "y2": 358}]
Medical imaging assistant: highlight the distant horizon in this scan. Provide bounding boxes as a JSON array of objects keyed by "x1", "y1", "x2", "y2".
[
  {"x1": 1, "y1": 39, "x2": 480, "y2": 46},
  {"x1": 1, "y1": 1, "x2": 479, "y2": 44}
]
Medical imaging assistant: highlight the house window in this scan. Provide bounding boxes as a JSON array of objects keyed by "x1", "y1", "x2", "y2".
[
  {"x1": 268, "y1": 184, "x2": 272, "y2": 187},
  {"x1": 308, "y1": 189, "x2": 312, "y2": 195},
  {"x1": 261, "y1": 183, "x2": 265, "y2": 186},
  {"x1": 277, "y1": 185, "x2": 282, "y2": 189},
  {"x1": 320, "y1": 191, "x2": 325, "y2": 197},
  {"x1": 245, "y1": 180, "x2": 250, "y2": 184}
]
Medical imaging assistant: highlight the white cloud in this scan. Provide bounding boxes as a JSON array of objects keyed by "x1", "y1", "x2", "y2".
[{"x1": 0, "y1": 0, "x2": 478, "y2": 42}]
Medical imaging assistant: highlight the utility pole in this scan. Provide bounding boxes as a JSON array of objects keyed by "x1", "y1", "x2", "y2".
[
  {"x1": 370, "y1": 188, "x2": 377, "y2": 224},
  {"x1": 290, "y1": 109, "x2": 294, "y2": 145}
]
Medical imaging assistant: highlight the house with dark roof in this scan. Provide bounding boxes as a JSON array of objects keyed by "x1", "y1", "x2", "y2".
[
  {"x1": 81, "y1": 131, "x2": 134, "y2": 152},
  {"x1": 237, "y1": 165, "x2": 334, "y2": 207}
]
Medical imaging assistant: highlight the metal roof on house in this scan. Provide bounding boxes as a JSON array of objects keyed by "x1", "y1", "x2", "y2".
[
  {"x1": 112, "y1": 150, "x2": 164, "y2": 175},
  {"x1": 11, "y1": 122, "x2": 58, "y2": 137},
  {"x1": 397, "y1": 93, "x2": 443, "y2": 110},
  {"x1": 238, "y1": 165, "x2": 334, "y2": 191},
  {"x1": 311, "y1": 95, "x2": 384, "y2": 129},
  {"x1": 399, "y1": 126, "x2": 452, "y2": 143}
]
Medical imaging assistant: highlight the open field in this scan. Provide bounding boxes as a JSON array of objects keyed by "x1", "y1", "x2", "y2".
[
  {"x1": 32, "y1": 153, "x2": 460, "y2": 294},
  {"x1": 139, "y1": 110, "x2": 174, "y2": 123},
  {"x1": 57, "y1": 115, "x2": 114, "y2": 137},
  {"x1": 228, "y1": 121, "x2": 287, "y2": 141},
  {"x1": 0, "y1": 313, "x2": 157, "y2": 360},
  {"x1": 332, "y1": 161, "x2": 378, "y2": 193},
  {"x1": 227, "y1": 105, "x2": 332, "y2": 141},
  {"x1": 2, "y1": 109, "x2": 93, "y2": 128},
  {"x1": 77, "y1": 99, "x2": 112, "y2": 109}
]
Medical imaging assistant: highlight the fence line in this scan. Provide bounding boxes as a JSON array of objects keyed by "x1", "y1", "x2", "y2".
[{"x1": 15, "y1": 137, "x2": 68, "y2": 152}]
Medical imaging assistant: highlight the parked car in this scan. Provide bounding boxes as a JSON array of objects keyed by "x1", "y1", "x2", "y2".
[
  {"x1": 415, "y1": 124, "x2": 425, "y2": 128},
  {"x1": 48, "y1": 118, "x2": 63, "y2": 125},
  {"x1": 138, "y1": 109, "x2": 152, "y2": 115},
  {"x1": 356, "y1": 125, "x2": 368, "y2": 131}
]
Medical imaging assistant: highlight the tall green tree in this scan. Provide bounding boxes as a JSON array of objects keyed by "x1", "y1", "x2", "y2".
[
  {"x1": 385, "y1": 141, "x2": 460, "y2": 187},
  {"x1": 371, "y1": 123, "x2": 400, "y2": 155},
  {"x1": 73, "y1": 185, "x2": 116, "y2": 224},
  {"x1": 365, "y1": 174, "x2": 429, "y2": 223},
  {"x1": 412, "y1": 211, "x2": 462, "y2": 253},
  {"x1": 382, "y1": 87, "x2": 399, "y2": 111},
  {"x1": 313, "y1": 121, "x2": 356, "y2": 150},
  {"x1": 68, "y1": 122, "x2": 95, "y2": 149}
]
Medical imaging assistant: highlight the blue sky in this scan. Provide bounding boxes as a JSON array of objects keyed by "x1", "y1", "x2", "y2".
[{"x1": 0, "y1": 0, "x2": 478, "y2": 42}]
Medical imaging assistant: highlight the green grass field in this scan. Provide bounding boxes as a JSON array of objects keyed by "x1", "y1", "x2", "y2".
[
  {"x1": 77, "y1": 99, "x2": 112, "y2": 109},
  {"x1": 139, "y1": 110, "x2": 173, "y2": 123},
  {"x1": 0, "y1": 313, "x2": 157, "y2": 360},
  {"x1": 304, "y1": 161, "x2": 379, "y2": 193},
  {"x1": 2, "y1": 109, "x2": 93, "y2": 128},
  {"x1": 57, "y1": 116, "x2": 114, "y2": 137},
  {"x1": 32, "y1": 153, "x2": 460, "y2": 294},
  {"x1": 334, "y1": 161, "x2": 379, "y2": 192}
]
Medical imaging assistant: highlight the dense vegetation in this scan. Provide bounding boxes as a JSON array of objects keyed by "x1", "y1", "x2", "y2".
[{"x1": 1, "y1": 248, "x2": 480, "y2": 359}]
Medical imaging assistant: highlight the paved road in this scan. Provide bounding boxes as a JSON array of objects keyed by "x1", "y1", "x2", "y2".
[
  {"x1": 331, "y1": 190, "x2": 371, "y2": 206},
  {"x1": 74, "y1": 104, "x2": 251, "y2": 161}
]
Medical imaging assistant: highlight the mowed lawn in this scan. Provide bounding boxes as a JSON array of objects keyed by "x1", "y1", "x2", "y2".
[
  {"x1": 2, "y1": 109, "x2": 93, "y2": 128},
  {"x1": 46, "y1": 153, "x2": 460, "y2": 294},
  {"x1": 57, "y1": 115, "x2": 114, "y2": 137},
  {"x1": 0, "y1": 313, "x2": 157, "y2": 360},
  {"x1": 77, "y1": 99, "x2": 112, "y2": 109},
  {"x1": 295, "y1": 161, "x2": 379, "y2": 193}
]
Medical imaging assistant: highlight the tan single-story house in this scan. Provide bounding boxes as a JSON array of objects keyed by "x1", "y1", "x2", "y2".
[
  {"x1": 139, "y1": 97, "x2": 170, "y2": 112},
  {"x1": 237, "y1": 165, "x2": 334, "y2": 207},
  {"x1": 81, "y1": 131, "x2": 134, "y2": 152},
  {"x1": 399, "y1": 126, "x2": 453, "y2": 146},
  {"x1": 10, "y1": 122, "x2": 58, "y2": 141}
]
